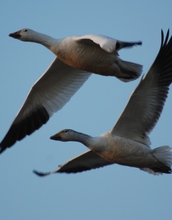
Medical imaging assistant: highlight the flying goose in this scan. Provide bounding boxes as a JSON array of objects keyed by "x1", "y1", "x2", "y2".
[
  {"x1": 0, "y1": 28, "x2": 142, "y2": 153},
  {"x1": 34, "y1": 30, "x2": 172, "y2": 176}
]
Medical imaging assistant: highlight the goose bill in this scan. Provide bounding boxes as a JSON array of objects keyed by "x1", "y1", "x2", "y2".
[{"x1": 9, "y1": 31, "x2": 21, "y2": 39}]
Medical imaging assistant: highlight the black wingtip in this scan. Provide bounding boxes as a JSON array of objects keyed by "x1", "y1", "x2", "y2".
[
  {"x1": 161, "y1": 29, "x2": 170, "y2": 48},
  {"x1": 137, "y1": 41, "x2": 142, "y2": 45},
  {"x1": 0, "y1": 145, "x2": 6, "y2": 154},
  {"x1": 33, "y1": 170, "x2": 51, "y2": 177},
  {"x1": 0, "y1": 106, "x2": 50, "y2": 153}
]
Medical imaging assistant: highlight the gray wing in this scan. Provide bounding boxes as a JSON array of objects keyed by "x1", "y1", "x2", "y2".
[
  {"x1": 33, "y1": 150, "x2": 113, "y2": 176},
  {"x1": 112, "y1": 30, "x2": 172, "y2": 146},
  {"x1": 0, "y1": 58, "x2": 91, "y2": 153},
  {"x1": 76, "y1": 34, "x2": 142, "y2": 53}
]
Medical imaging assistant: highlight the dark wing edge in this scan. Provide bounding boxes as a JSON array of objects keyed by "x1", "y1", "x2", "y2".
[
  {"x1": 0, "y1": 58, "x2": 91, "y2": 154},
  {"x1": 111, "y1": 30, "x2": 172, "y2": 145},
  {"x1": 146, "y1": 29, "x2": 172, "y2": 130},
  {"x1": 0, "y1": 106, "x2": 49, "y2": 153},
  {"x1": 33, "y1": 150, "x2": 113, "y2": 177}
]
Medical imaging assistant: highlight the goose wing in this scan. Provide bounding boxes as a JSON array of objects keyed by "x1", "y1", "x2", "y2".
[
  {"x1": 76, "y1": 34, "x2": 142, "y2": 53},
  {"x1": 33, "y1": 150, "x2": 113, "y2": 176},
  {"x1": 0, "y1": 58, "x2": 91, "y2": 153},
  {"x1": 112, "y1": 30, "x2": 172, "y2": 146}
]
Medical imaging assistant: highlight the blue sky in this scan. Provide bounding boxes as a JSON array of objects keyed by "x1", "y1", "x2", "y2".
[{"x1": 1, "y1": 1, "x2": 172, "y2": 219}]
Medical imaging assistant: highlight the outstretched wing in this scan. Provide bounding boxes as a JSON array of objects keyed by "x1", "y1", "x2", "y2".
[
  {"x1": 0, "y1": 58, "x2": 91, "y2": 153},
  {"x1": 76, "y1": 34, "x2": 142, "y2": 53},
  {"x1": 33, "y1": 150, "x2": 113, "y2": 176},
  {"x1": 112, "y1": 30, "x2": 172, "y2": 146}
]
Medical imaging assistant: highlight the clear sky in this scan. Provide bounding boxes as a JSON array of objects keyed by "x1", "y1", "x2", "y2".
[{"x1": 1, "y1": 1, "x2": 172, "y2": 219}]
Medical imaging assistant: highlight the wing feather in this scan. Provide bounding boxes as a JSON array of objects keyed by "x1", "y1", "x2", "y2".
[
  {"x1": 33, "y1": 150, "x2": 112, "y2": 176},
  {"x1": 76, "y1": 34, "x2": 141, "y2": 53},
  {"x1": 112, "y1": 30, "x2": 172, "y2": 146},
  {"x1": 0, "y1": 58, "x2": 91, "y2": 152}
]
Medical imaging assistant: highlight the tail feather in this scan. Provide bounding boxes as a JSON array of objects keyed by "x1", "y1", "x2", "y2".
[
  {"x1": 140, "y1": 168, "x2": 163, "y2": 175},
  {"x1": 141, "y1": 146, "x2": 172, "y2": 175},
  {"x1": 117, "y1": 59, "x2": 143, "y2": 82},
  {"x1": 153, "y1": 146, "x2": 172, "y2": 168}
]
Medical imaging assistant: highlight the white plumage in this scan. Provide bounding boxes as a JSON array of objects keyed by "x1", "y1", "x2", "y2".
[
  {"x1": 33, "y1": 30, "x2": 172, "y2": 176},
  {"x1": 0, "y1": 28, "x2": 142, "y2": 153}
]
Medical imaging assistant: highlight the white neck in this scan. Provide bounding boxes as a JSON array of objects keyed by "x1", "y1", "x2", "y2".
[
  {"x1": 26, "y1": 31, "x2": 60, "y2": 54},
  {"x1": 70, "y1": 131, "x2": 106, "y2": 153},
  {"x1": 70, "y1": 131, "x2": 92, "y2": 146}
]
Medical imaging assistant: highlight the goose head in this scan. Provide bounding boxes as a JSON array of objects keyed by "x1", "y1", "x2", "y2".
[
  {"x1": 9, "y1": 28, "x2": 37, "y2": 41},
  {"x1": 50, "y1": 129, "x2": 77, "y2": 142}
]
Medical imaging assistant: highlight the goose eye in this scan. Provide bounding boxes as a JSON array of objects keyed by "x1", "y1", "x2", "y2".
[{"x1": 24, "y1": 29, "x2": 28, "y2": 32}]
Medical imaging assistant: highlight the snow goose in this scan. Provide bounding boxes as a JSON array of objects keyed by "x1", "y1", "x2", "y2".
[
  {"x1": 0, "y1": 28, "x2": 142, "y2": 153},
  {"x1": 34, "y1": 30, "x2": 172, "y2": 176}
]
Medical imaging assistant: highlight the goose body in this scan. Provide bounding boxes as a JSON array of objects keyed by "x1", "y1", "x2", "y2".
[
  {"x1": 0, "y1": 28, "x2": 142, "y2": 153},
  {"x1": 9, "y1": 29, "x2": 142, "y2": 79},
  {"x1": 52, "y1": 132, "x2": 170, "y2": 174},
  {"x1": 34, "y1": 30, "x2": 172, "y2": 176}
]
